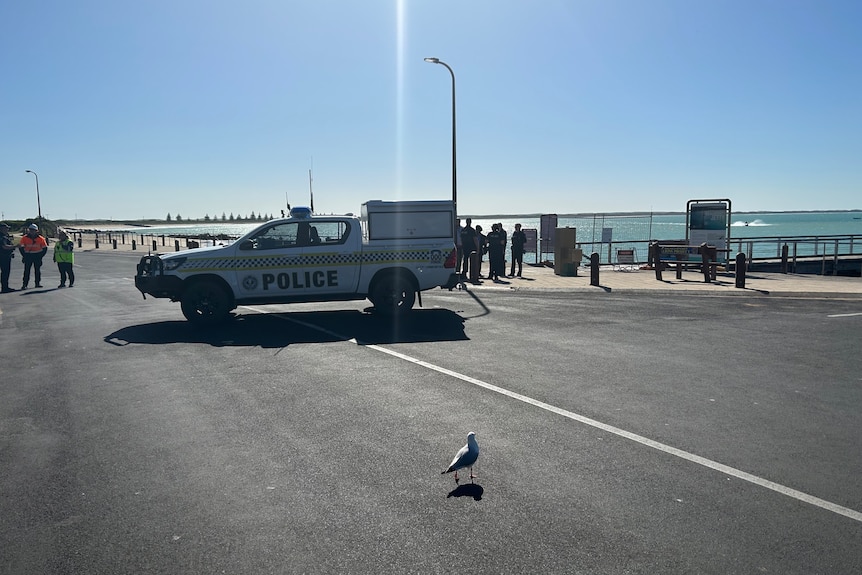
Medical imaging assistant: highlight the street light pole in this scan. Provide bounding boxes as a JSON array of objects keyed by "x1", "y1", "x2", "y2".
[
  {"x1": 424, "y1": 57, "x2": 457, "y2": 229},
  {"x1": 25, "y1": 169, "x2": 42, "y2": 222}
]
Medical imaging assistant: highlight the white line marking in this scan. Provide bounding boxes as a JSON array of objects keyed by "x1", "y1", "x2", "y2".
[
  {"x1": 250, "y1": 307, "x2": 862, "y2": 523},
  {"x1": 827, "y1": 312, "x2": 862, "y2": 318}
]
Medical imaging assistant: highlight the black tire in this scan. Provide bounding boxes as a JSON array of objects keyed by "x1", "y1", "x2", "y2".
[
  {"x1": 181, "y1": 281, "x2": 232, "y2": 325},
  {"x1": 371, "y1": 274, "x2": 416, "y2": 315}
]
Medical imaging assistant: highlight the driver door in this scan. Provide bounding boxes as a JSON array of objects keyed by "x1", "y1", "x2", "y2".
[{"x1": 234, "y1": 222, "x2": 306, "y2": 297}]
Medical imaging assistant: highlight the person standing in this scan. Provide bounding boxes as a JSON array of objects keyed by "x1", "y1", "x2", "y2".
[
  {"x1": 486, "y1": 224, "x2": 504, "y2": 281},
  {"x1": 474, "y1": 225, "x2": 487, "y2": 280},
  {"x1": 510, "y1": 223, "x2": 527, "y2": 277},
  {"x1": 497, "y1": 223, "x2": 508, "y2": 279},
  {"x1": 19, "y1": 223, "x2": 48, "y2": 289},
  {"x1": 455, "y1": 218, "x2": 463, "y2": 276},
  {"x1": 53, "y1": 229, "x2": 75, "y2": 288},
  {"x1": 0, "y1": 222, "x2": 17, "y2": 293},
  {"x1": 459, "y1": 218, "x2": 477, "y2": 281}
]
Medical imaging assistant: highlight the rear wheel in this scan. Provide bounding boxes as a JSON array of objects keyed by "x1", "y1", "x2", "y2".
[
  {"x1": 181, "y1": 281, "x2": 232, "y2": 325},
  {"x1": 371, "y1": 274, "x2": 416, "y2": 316}
]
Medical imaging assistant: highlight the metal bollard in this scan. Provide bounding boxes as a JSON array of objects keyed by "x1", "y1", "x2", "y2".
[
  {"x1": 735, "y1": 253, "x2": 746, "y2": 288},
  {"x1": 152, "y1": 240, "x2": 157, "y2": 251},
  {"x1": 700, "y1": 243, "x2": 711, "y2": 283},
  {"x1": 77, "y1": 238, "x2": 82, "y2": 248},
  {"x1": 590, "y1": 252, "x2": 600, "y2": 286},
  {"x1": 469, "y1": 252, "x2": 479, "y2": 284},
  {"x1": 132, "y1": 240, "x2": 136, "y2": 251},
  {"x1": 781, "y1": 244, "x2": 789, "y2": 274},
  {"x1": 653, "y1": 242, "x2": 664, "y2": 281},
  {"x1": 113, "y1": 239, "x2": 118, "y2": 249},
  {"x1": 175, "y1": 240, "x2": 180, "y2": 252},
  {"x1": 95, "y1": 237, "x2": 99, "y2": 249},
  {"x1": 161, "y1": 234, "x2": 166, "y2": 246}
]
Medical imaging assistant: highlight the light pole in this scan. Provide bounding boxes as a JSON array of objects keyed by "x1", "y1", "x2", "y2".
[
  {"x1": 424, "y1": 57, "x2": 457, "y2": 230},
  {"x1": 25, "y1": 170, "x2": 42, "y2": 222}
]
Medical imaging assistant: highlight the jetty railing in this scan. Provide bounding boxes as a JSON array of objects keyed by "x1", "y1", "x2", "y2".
[{"x1": 574, "y1": 234, "x2": 862, "y2": 269}]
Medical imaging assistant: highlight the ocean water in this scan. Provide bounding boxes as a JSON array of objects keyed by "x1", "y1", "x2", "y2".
[
  {"x1": 94, "y1": 211, "x2": 862, "y2": 261},
  {"x1": 471, "y1": 211, "x2": 862, "y2": 242}
]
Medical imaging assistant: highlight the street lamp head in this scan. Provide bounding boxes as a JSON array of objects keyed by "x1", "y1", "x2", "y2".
[
  {"x1": 424, "y1": 57, "x2": 440, "y2": 64},
  {"x1": 25, "y1": 169, "x2": 34, "y2": 174}
]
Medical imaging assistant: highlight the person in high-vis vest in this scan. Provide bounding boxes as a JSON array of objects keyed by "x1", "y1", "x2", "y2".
[
  {"x1": 19, "y1": 223, "x2": 48, "y2": 289},
  {"x1": 53, "y1": 229, "x2": 75, "y2": 288}
]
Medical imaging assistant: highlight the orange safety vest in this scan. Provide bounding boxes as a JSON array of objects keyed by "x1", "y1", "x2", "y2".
[{"x1": 20, "y1": 234, "x2": 48, "y2": 254}]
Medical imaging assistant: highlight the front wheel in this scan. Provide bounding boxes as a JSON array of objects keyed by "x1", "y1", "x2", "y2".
[
  {"x1": 371, "y1": 275, "x2": 416, "y2": 316},
  {"x1": 181, "y1": 281, "x2": 232, "y2": 325}
]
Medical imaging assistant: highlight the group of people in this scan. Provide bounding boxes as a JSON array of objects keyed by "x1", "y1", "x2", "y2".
[
  {"x1": 456, "y1": 218, "x2": 527, "y2": 283},
  {"x1": 0, "y1": 222, "x2": 76, "y2": 294}
]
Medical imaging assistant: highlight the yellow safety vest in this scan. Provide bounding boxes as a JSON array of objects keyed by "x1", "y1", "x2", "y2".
[{"x1": 54, "y1": 239, "x2": 75, "y2": 264}]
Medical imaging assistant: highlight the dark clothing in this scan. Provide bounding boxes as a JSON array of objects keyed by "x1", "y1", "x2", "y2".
[
  {"x1": 1, "y1": 233, "x2": 15, "y2": 291},
  {"x1": 486, "y1": 230, "x2": 505, "y2": 280},
  {"x1": 0, "y1": 256, "x2": 10, "y2": 291},
  {"x1": 459, "y1": 226, "x2": 477, "y2": 278},
  {"x1": 497, "y1": 230, "x2": 507, "y2": 278},
  {"x1": 510, "y1": 230, "x2": 527, "y2": 276},
  {"x1": 0, "y1": 233, "x2": 12, "y2": 256},
  {"x1": 511, "y1": 230, "x2": 527, "y2": 253},
  {"x1": 455, "y1": 225, "x2": 464, "y2": 273},
  {"x1": 22, "y1": 253, "x2": 45, "y2": 287},
  {"x1": 475, "y1": 233, "x2": 487, "y2": 277},
  {"x1": 58, "y1": 262, "x2": 75, "y2": 286}
]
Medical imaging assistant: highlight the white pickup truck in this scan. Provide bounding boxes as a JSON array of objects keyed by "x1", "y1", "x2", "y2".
[{"x1": 134, "y1": 200, "x2": 458, "y2": 324}]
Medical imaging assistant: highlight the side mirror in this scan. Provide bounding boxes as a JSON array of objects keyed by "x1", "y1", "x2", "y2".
[{"x1": 239, "y1": 239, "x2": 254, "y2": 251}]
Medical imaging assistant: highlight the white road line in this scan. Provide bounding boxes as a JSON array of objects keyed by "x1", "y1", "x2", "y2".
[
  {"x1": 827, "y1": 312, "x2": 862, "y2": 318},
  {"x1": 252, "y1": 307, "x2": 862, "y2": 524}
]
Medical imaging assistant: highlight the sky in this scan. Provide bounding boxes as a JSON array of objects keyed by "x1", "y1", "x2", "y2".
[{"x1": 2, "y1": 0, "x2": 860, "y2": 221}]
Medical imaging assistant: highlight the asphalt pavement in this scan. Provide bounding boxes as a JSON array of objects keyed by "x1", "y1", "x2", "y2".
[{"x1": 1, "y1": 249, "x2": 861, "y2": 574}]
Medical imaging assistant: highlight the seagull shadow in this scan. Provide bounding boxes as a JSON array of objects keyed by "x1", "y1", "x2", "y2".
[{"x1": 447, "y1": 483, "x2": 483, "y2": 501}]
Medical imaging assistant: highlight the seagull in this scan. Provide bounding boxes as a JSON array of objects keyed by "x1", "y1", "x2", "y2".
[{"x1": 442, "y1": 432, "x2": 479, "y2": 483}]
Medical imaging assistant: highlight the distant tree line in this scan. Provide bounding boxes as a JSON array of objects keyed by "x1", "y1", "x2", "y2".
[{"x1": 165, "y1": 212, "x2": 274, "y2": 223}]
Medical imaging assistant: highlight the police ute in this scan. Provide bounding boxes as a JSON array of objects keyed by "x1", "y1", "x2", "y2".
[{"x1": 134, "y1": 200, "x2": 458, "y2": 324}]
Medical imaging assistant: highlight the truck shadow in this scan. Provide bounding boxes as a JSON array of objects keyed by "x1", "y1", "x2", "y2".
[{"x1": 104, "y1": 309, "x2": 468, "y2": 348}]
